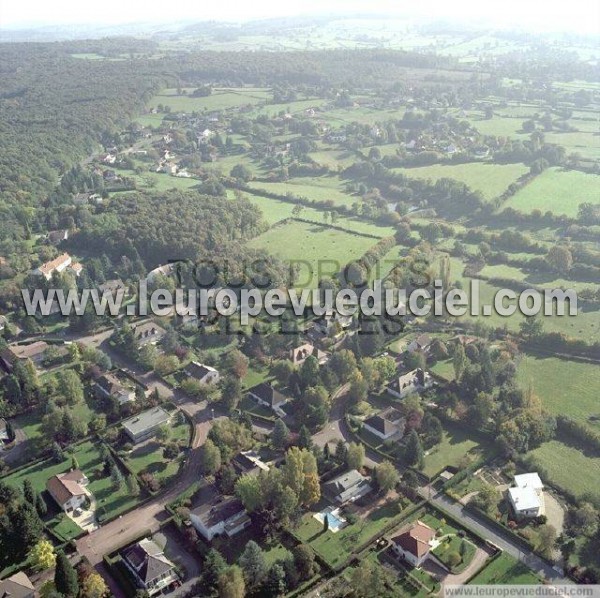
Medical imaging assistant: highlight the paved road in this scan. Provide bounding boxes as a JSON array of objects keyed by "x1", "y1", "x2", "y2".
[{"x1": 422, "y1": 488, "x2": 569, "y2": 584}]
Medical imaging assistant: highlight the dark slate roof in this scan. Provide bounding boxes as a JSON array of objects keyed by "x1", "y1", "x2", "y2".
[
  {"x1": 248, "y1": 382, "x2": 286, "y2": 407},
  {"x1": 121, "y1": 539, "x2": 175, "y2": 584}
]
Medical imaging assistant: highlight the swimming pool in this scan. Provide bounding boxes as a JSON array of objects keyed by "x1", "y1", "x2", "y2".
[{"x1": 314, "y1": 506, "x2": 347, "y2": 532}]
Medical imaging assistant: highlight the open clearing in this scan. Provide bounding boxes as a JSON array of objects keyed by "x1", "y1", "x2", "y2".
[
  {"x1": 517, "y1": 354, "x2": 600, "y2": 430},
  {"x1": 503, "y1": 168, "x2": 600, "y2": 217},
  {"x1": 468, "y1": 553, "x2": 542, "y2": 585},
  {"x1": 147, "y1": 87, "x2": 271, "y2": 112},
  {"x1": 248, "y1": 219, "x2": 378, "y2": 288},
  {"x1": 394, "y1": 162, "x2": 529, "y2": 200},
  {"x1": 526, "y1": 440, "x2": 600, "y2": 503}
]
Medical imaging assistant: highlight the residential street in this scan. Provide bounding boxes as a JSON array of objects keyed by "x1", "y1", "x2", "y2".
[{"x1": 421, "y1": 487, "x2": 570, "y2": 584}]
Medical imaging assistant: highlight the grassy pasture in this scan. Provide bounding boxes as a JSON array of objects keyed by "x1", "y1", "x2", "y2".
[
  {"x1": 147, "y1": 87, "x2": 270, "y2": 113},
  {"x1": 526, "y1": 440, "x2": 600, "y2": 503},
  {"x1": 248, "y1": 220, "x2": 378, "y2": 288},
  {"x1": 246, "y1": 176, "x2": 357, "y2": 207},
  {"x1": 517, "y1": 354, "x2": 600, "y2": 430},
  {"x1": 393, "y1": 162, "x2": 529, "y2": 200},
  {"x1": 503, "y1": 168, "x2": 600, "y2": 217}
]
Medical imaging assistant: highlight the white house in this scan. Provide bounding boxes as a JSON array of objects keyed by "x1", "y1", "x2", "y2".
[
  {"x1": 183, "y1": 362, "x2": 220, "y2": 385},
  {"x1": 387, "y1": 369, "x2": 433, "y2": 399},
  {"x1": 46, "y1": 470, "x2": 89, "y2": 513},
  {"x1": 508, "y1": 472, "x2": 544, "y2": 518},
  {"x1": 391, "y1": 520, "x2": 438, "y2": 568},
  {"x1": 363, "y1": 407, "x2": 405, "y2": 441},
  {"x1": 190, "y1": 495, "x2": 251, "y2": 542}
]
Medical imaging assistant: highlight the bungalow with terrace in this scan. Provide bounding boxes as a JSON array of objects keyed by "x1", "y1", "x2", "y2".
[
  {"x1": 248, "y1": 383, "x2": 289, "y2": 416},
  {"x1": 0, "y1": 572, "x2": 35, "y2": 598},
  {"x1": 363, "y1": 407, "x2": 406, "y2": 441},
  {"x1": 183, "y1": 362, "x2": 220, "y2": 385},
  {"x1": 94, "y1": 372, "x2": 136, "y2": 405},
  {"x1": 289, "y1": 343, "x2": 329, "y2": 367},
  {"x1": 134, "y1": 322, "x2": 167, "y2": 348},
  {"x1": 122, "y1": 407, "x2": 171, "y2": 444},
  {"x1": 387, "y1": 368, "x2": 433, "y2": 399},
  {"x1": 507, "y1": 472, "x2": 545, "y2": 519},
  {"x1": 121, "y1": 537, "x2": 179, "y2": 597},
  {"x1": 391, "y1": 520, "x2": 439, "y2": 568},
  {"x1": 46, "y1": 469, "x2": 89, "y2": 513},
  {"x1": 323, "y1": 469, "x2": 373, "y2": 505},
  {"x1": 190, "y1": 490, "x2": 251, "y2": 542}
]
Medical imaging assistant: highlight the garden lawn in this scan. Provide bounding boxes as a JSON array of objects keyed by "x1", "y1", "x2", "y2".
[
  {"x1": 393, "y1": 162, "x2": 528, "y2": 201},
  {"x1": 517, "y1": 354, "x2": 600, "y2": 430},
  {"x1": 2, "y1": 441, "x2": 141, "y2": 523},
  {"x1": 125, "y1": 417, "x2": 191, "y2": 484},
  {"x1": 503, "y1": 168, "x2": 600, "y2": 217},
  {"x1": 526, "y1": 440, "x2": 600, "y2": 503},
  {"x1": 248, "y1": 220, "x2": 379, "y2": 288},
  {"x1": 422, "y1": 425, "x2": 486, "y2": 478},
  {"x1": 294, "y1": 501, "x2": 407, "y2": 568},
  {"x1": 468, "y1": 553, "x2": 542, "y2": 585},
  {"x1": 48, "y1": 514, "x2": 84, "y2": 542}
]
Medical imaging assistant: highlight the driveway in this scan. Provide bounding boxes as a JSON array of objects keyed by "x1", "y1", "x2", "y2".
[{"x1": 311, "y1": 385, "x2": 383, "y2": 469}]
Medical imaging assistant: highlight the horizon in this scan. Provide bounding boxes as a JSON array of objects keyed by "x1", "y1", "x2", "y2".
[{"x1": 1, "y1": 0, "x2": 599, "y2": 36}]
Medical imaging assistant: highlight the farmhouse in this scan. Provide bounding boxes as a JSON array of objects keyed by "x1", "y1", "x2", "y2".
[
  {"x1": 121, "y1": 537, "x2": 179, "y2": 597},
  {"x1": 363, "y1": 407, "x2": 406, "y2": 441},
  {"x1": 46, "y1": 469, "x2": 89, "y2": 513},
  {"x1": 289, "y1": 343, "x2": 329, "y2": 366},
  {"x1": 323, "y1": 469, "x2": 373, "y2": 505},
  {"x1": 407, "y1": 334, "x2": 431, "y2": 354},
  {"x1": 0, "y1": 572, "x2": 35, "y2": 598},
  {"x1": 122, "y1": 407, "x2": 171, "y2": 444},
  {"x1": 94, "y1": 372, "x2": 136, "y2": 405},
  {"x1": 134, "y1": 322, "x2": 167, "y2": 348},
  {"x1": 183, "y1": 361, "x2": 220, "y2": 385},
  {"x1": 248, "y1": 383, "x2": 289, "y2": 416},
  {"x1": 1, "y1": 341, "x2": 52, "y2": 369},
  {"x1": 387, "y1": 369, "x2": 433, "y2": 399},
  {"x1": 391, "y1": 520, "x2": 438, "y2": 568},
  {"x1": 507, "y1": 472, "x2": 544, "y2": 518},
  {"x1": 190, "y1": 492, "x2": 251, "y2": 542},
  {"x1": 32, "y1": 253, "x2": 82, "y2": 280}
]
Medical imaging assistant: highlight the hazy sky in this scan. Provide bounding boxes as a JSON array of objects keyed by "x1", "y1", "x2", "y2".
[{"x1": 1, "y1": 0, "x2": 599, "y2": 34}]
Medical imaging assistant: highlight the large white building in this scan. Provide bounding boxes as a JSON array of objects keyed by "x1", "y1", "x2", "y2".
[{"x1": 507, "y1": 472, "x2": 544, "y2": 518}]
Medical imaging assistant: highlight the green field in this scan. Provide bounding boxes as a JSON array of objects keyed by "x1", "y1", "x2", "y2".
[
  {"x1": 394, "y1": 162, "x2": 529, "y2": 200},
  {"x1": 468, "y1": 553, "x2": 542, "y2": 585},
  {"x1": 503, "y1": 168, "x2": 600, "y2": 216},
  {"x1": 2, "y1": 441, "x2": 141, "y2": 522},
  {"x1": 147, "y1": 87, "x2": 271, "y2": 113},
  {"x1": 247, "y1": 176, "x2": 357, "y2": 207},
  {"x1": 517, "y1": 354, "x2": 600, "y2": 430},
  {"x1": 422, "y1": 424, "x2": 487, "y2": 478},
  {"x1": 526, "y1": 440, "x2": 600, "y2": 502},
  {"x1": 248, "y1": 219, "x2": 379, "y2": 288}
]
